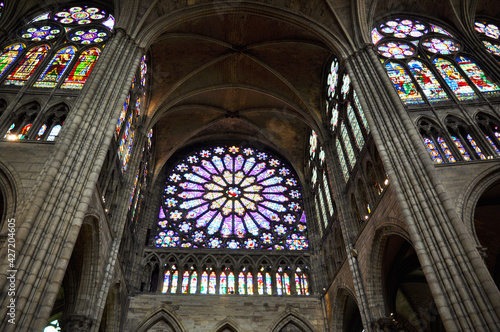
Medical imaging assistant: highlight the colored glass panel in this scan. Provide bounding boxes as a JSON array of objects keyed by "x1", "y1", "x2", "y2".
[
  {"x1": 265, "y1": 273, "x2": 272, "y2": 295},
  {"x1": 190, "y1": 272, "x2": 197, "y2": 294},
  {"x1": 0, "y1": 43, "x2": 25, "y2": 77},
  {"x1": 283, "y1": 273, "x2": 291, "y2": 295},
  {"x1": 141, "y1": 55, "x2": 147, "y2": 87},
  {"x1": 323, "y1": 173, "x2": 334, "y2": 216},
  {"x1": 456, "y1": 56, "x2": 500, "y2": 96},
  {"x1": 47, "y1": 125, "x2": 61, "y2": 141},
  {"x1": 467, "y1": 134, "x2": 486, "y2": 160},
  {"x1": 314, "y1": 197, "x2": 324, "y2": 236},
  {"x1": 220, "y1": 272, "x2": 227, "y2": 294},
  {"x1": 433, "y1": 58, "x2": 476, "y2": 100},
  {"x1": 4, "y1": 45, "x2": 49, "y2": 86},
  {"x1": 209, "y1": 272, "x2": 217, "y2": 294},
  {"x1": 238, "y1": 272, "x2": 245, "y2": 294},
  {"x1": 62, "y1": 47, "x2": 100, "y2": 89},
  {"x1": 34, "y1": 46, "x2": 76, "y2": 88},
  {"x1": 68, "y1": 27, "x2": 109, "y2": 44},
  {"x1": 181, "y1": 271, "x2": 189, "y2": 293},
  {"x1": 330, "y1": 102, "x2": 339, "y2": 130},
  {"x1": 257, "y1": 273, "x2": 264, "y2": 295},
  {"x1": 423, "y1": 137, "x2": 444, "y2": 164},
  {"x1": 371, "y1": 28, "x2": 384, "y2": 44},
  {"x1": 451, "y1": 136, "x2": 471, "y2": 161},
  {"x1": 421, "y1": 38, "x2": 460, "y2": 55},
  {"x1": 318, "y1": 185, "x2": 328, "y2": 228},
  {"x1": 18, "y1": 124, "x2": 31, "y2": 139},
  {"x1": 276, "y1": 273, "x2": 283, "y2": 295},
  {"x1": 485, "y1": 135, "x2": 500, "y2": 156},
  {"x1": 301, "y1": 274, "x2": 309, "y2": 295},
  {"x1": 155, "y1": 145, "x2": 307, "y2": 250},
  {"x1": 309, "y1": 131, "x2": 317, "y2": 158},
  {"x1": 162, "y1": 271, "x2": 171, "y2": 293},
  {"x1": 436, "y1": 137, "x2": 456, "y2": 163},
  {"x1": 407, "y1": 60, "x2": 448, "y2": 102},
  {"x1": 171, "y1": 271, "x2": 178, "y2": 293},
  {"x1": 340, "y1": 124, "x2": 356, "y2": 167},
  {"x1": 115, "y1": 95, "x2": 130, "y2": 137},
  {"x1": 228, "y1": 272, "x2": 235, "y2": 294},
  {"x1": 341, "y1": 74, "x2": 350, "y2": 99},
  {"x1": 336, "y1": 139, "x2": 349, "y2": 181},
  {"x1": 54, "y1": 6, "x2": 110, "y2": 26},
  {"x1": 384, "y1": 62, "x2": 424, "y2": 104},
  {"x1": 475, "y1": 22, "x2": 500, "y2": 39},
  {"x1": 21, "y1": 25, "x2": 61, "y2": 42},
  {"x1": 430, "y1": 24, "x2": 453, "y2": 37},
  {"x1": 36, "y1": 124, "x2": 47, "y2": 140},
  {"x1": 200, "y1": 271, "x2": 208, "y2": 294},
  {"x1": 327, "y1": 59, "x2": 339, "y2": 98},
  {"x1": 295, "y1": 274, "x2": 302, "y2": 295},
  {"x1": 483, "y1": 41, "x2": 500, "y2": 56},
  {"x1": 378, "y1": 18, "x2": 428, "y2": 39},
  {"x1": 353, "y1": 91, "x2": 370, "y2": 132},
  {"x1": 376, "y1": 41, "x2": 416, "y2": 59},
  {"x1": 347, "y1": 103, "x2": 365, "y2": 149}
]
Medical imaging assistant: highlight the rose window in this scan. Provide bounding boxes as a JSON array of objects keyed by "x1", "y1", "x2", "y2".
[{"x1": 155, "y1": 145, "x2": 308, "y2": 250}]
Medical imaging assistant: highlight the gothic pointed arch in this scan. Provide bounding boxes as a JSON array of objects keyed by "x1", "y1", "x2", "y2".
[
  {"x1": 211, "y1": 318, "x2": 242, "y2": 332},
  {"x1": 269, "y1": 311, "x2": 315, "y2": 332},
  {"x1": 133, "y1": 307, "x2": 187, "y2": 332}
]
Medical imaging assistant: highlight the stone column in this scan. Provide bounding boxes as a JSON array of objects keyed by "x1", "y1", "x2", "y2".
[
  {"x1": 347, "y1": 45, "x2": 500, "y2": 331},
  {"x1": 0, "y1": 30, "x2": 142, "y2": 331}
]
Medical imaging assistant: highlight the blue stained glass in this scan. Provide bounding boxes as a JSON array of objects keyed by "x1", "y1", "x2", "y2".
[
  {"x1": 451, "y1": 136, "x2": 471, "y2": 161},
  {"x1": 423, "y1": 137, "x2": 444, "y2": 164},
  {"x1": 433, "y1": 58, "x2": 476, "y2": 100},
  {"x1": 486, "y1": 135, "x2": 500, "y2": 155},
  {"x1": 436, "y1": 137, "x2": 456, "y2": 163},
  {"x1": 408, "y1": 60, "x2": 449, "y2": 102},
  {"x1": 157, "y1": 145, "x2": 307, "y2": 250},
  {"x1": 467, "y1": 134, "x2": 486, "y2": 159}
]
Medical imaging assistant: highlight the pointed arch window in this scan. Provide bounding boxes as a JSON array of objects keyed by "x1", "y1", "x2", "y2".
[
  {"x1": 475, "y1": 20, "x2": 500, "y2": 59},
  {"x1": 34, "y1": 46, "x2": 76, "y2": 88},
  {"x1": 476, "y1": 113, "x2": 500, "y2": 156},
  {"x1": 0, "y1": 5, "x2": 114, "y2": 90},
  {"x1": 372, "y1": 17, "x2": 500, "y2": 105},
  {"x1": 0, "y1": 43, "x2": 25, "y2": 77},
  {"x1": 4, "y1": 45, "x2": 49, "y2": 86}
]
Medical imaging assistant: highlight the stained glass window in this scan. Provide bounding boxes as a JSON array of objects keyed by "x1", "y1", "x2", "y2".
[
  {"x1": 421, "y1": 38, "x2": 460, "y2": 55},
  {"x1": 228, "y1": 272, "x2": 235, "y2": 294},
  {"x1": 47, "y1": 125, "x2": 61, "y2": 141},
  {"x1": 384, "y1": 62, "x2": 423, "y2": 104},
  {"x1": 323, "y1": 173, "x2": 334, "y2": 216},
  {"x1": 181, "y1": 271, "x2": 189, "y2": 293},
  {"x1": 155, "y1": 145, "x2": 308, "y2": 250},
  {"x1": 246, "y1": 272, "x2": 253, "y2": 295},
  {"x1": 451, "y1": 136, "x2": 471, "y2": 161},
  {"x1": 423, "y1": 137, "x2": 444, "y2": 164},
  {"x1": 317, "y1": 188, "x2": 328, "y2": 229},
  {"x1": 314, "y1": 197, "x2": 323, "y2": 237},
  {"x1": 220, "y1": 272, "x2": 227, "y2": 294},
  {"x1": 467, "y1": 134, "x2": 486, "y2": 160},
  {"x1": 209, "y1": 271, "x2": 217, "y2": 294},
  {"x1": 18, "y1": 124, "x2": 31, "y2": 139},
  {"x1": 456, "y1": 56, "x2": 500, "y2": 96},
  {"x1": 163, "y1": 271, "x2": 171, "y2": 293},
  {"x1": 4, "y1": 45, "x2": 49, "y2": 86},
  {"x1": 141, "y1": 55, "x2": 147, "y2": 87},
  {"x1": 0, "y1": 44, "x2": 25, "y2": 78},
  {"x1": 340, "y1": 124, "x2": 356, "y2": 167},
  {"x1": 68, "y1": 27, "x2": 109, "y2": 44},
  {"x1": 20, "y1": 25, "x2": 62, "y2": 42},
  {"x1": 200, "y1": 271, "x2": 208, "y2": 294},
  {"x1": 483, "y1": 41, "x2": 500, "y2": 56},
  {"x1": 62, "y1": 47, "x2": 100, "y2": 89},
  {"x1": 309, "y1": 131, "x2": 317, "y2": 158},
  {"x1": 377, "y1": 18, "x2": 428, "y2": 39},
  {"x1": 265, "y1": 272, "x2": 272, "y2": 295},
  {"x1": 407, "y1": 60, "x2": 448, "y2": 102},
  {"x1": 336, "y1": 140, "x2": 349, "y2": 181},
  {"x1": 475, "y1": 22, "x2": 500, "y2": 39},
  {"x1": 34, "y1": 46, "x2": 76, "y2": 88},
  {"x1": 171, "y1": 271, "x2": 179, "y2": 293},
  {"x1": 190, "y1": 272, "x2": 198, "y2": 294},
  {"x1": 330, "y1": 102, "x2": 339, "y2": 130},
  {"x1": 376, "y1": 41, "x2": 416, "y2": 59},
  {"x1": 347, "y1": 103, "x2": 365, "y2": 149},
  {"x1": 116, "y1": 95, "x2": 130, "y2": 138},
  {"x1": 436, "y1": 137, "x2": 456, "y2": 163},
  {"x1": 36, "y1": 124, "x2": 47, "y2": 140},
  {"x1": 485, "y1": 135, "x2": 500, "y2": 155},
  {"x1": 341, "y1": 74, "x2": 350, "y2": 99},
  {"x1": 257, "y1": 272, "x2": 264, "y2": 295},
  {"x1": 353, "y1": 91, "x2": 370, "y2": 132},
  {"x1": 433, "y1": 58, "x2": 476, "y2": 100},
  {"x1": 238, "y1": 272, "x2": 245, "y2": 294}
]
